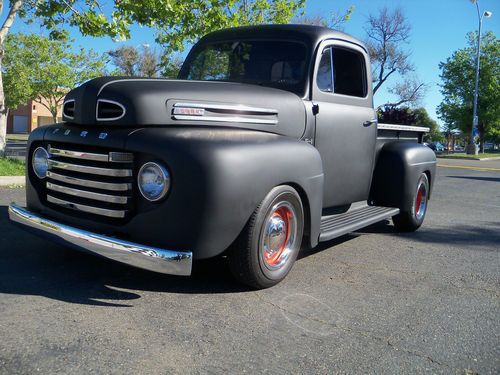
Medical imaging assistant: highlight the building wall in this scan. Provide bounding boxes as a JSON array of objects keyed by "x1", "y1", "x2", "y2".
[{"x1": 7, "y1": 99, "x2": 63, "y2": 134}]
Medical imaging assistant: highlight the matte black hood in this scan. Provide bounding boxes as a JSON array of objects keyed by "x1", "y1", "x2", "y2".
[{"x1": 63, "y1": 77, "x2": 307, "y2": 139}]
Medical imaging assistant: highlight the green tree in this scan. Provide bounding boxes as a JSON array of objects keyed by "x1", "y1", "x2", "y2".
[
  {"x1": 4, "y1": 33, "x2": 106, "y2": 123},
  {"x1": 437, "y1": 32, "x2": 499, "y2": 151},
  {"x1": 159, "y1": 53, "x2": 184, "y2": 78},
  {"x1": 412, "y1": 107, "x2": 444, "y2": 143},
  {"x1": 0, "y1": 0, "x2": 306, "y2": 155}
]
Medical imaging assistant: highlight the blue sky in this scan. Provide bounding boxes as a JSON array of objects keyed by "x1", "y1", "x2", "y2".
[{"x1": 8, "y1": 0, "x2": 500, "y2": 126}]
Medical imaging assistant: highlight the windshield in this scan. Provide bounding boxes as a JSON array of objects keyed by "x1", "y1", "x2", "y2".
[{"x1": 179, "y1": 40, "x2": 308, "y2": 95}]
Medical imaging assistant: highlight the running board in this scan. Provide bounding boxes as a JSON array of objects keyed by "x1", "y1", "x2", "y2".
[{"x1": 319, "y1": 206, "x2": 400, "y2": 242}]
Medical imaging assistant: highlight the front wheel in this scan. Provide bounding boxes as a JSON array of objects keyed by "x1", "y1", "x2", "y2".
[
  {"x1": 228, "y1": 185, "x2": 304, "y2": 289},
  {"x1": 393, "y1": 173, "x2": 429, "y2": 232}
]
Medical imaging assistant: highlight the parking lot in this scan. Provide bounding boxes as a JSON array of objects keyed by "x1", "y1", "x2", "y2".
[{"x1": 0, "y1": 162, "x2": 499, "y2": 374}]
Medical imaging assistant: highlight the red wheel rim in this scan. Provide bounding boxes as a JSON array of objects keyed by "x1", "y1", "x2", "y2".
[
  {"x1": 263, "y1": 207, "x2": 292, "y2": 266},
  {"x1": 414, "y1": 182, "x2": 427, "y2": 220},
  {"x1": 261, "y1": 202, "x2": 297, "y2": 270}
]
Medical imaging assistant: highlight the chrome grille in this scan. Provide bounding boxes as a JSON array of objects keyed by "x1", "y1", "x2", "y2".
[{"x1": 45, "y1": 144, "x2": 134, "y2": 219}]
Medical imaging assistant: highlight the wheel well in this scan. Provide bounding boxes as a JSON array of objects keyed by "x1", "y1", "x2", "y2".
[
  {"x1": 285, "y1": 182, "x2": 311, "y2": 247},
  {"x1": 424, "y1": 170, "x2": 432, "y2": 199}
]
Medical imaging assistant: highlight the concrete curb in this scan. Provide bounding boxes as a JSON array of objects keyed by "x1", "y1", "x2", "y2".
[{"x1": 0, "y1": 176, "x2": 25, "y2": 187}]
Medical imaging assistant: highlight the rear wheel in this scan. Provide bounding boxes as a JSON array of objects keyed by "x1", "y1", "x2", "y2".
[
  {"x1": 228, "y1": 185, "x2": 304, "y2": 289},
  {"x1": 393, "y1": 173, "x2": 429, "y2": 232}
]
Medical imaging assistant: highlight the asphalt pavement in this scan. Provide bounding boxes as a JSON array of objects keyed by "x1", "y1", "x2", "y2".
[{"x1": 0, "y1": 164, "x2": 498, "y2": 374}]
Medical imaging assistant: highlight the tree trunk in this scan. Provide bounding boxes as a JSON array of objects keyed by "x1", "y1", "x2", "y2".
[
  {"x1": 0, "y1": 58, "x2": 7, "y2": 157},
  {"x1": 0, "y1": 0, "x2": 24, "y2": 156}
]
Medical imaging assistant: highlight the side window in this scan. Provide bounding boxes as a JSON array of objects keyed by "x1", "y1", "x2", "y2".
[
  {"x1": 316, "y1": 48, "x2": 333, "y2": 92},
  {"x1": 332, "y1": 47, "x2": 367, "y2": 97}
]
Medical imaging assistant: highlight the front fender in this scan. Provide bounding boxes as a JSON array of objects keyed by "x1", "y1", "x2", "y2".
[
  {"x1": 369, "y1": 142, "x2": 436, "y2": 211},
  {"x1": 125, "y1": 127, "x2": 324, "y2": 259}
]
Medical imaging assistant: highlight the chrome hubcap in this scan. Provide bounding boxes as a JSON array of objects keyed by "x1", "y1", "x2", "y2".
[
  {"x1": 262, "y1": 202, "x2": 296, "y2": 270},
  {"x1": 414, "y1": 182, "x2": 427, "y2": 221}
]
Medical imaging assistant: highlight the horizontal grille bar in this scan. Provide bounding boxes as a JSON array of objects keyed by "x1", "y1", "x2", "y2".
[
  {"x1": 47, "y1": 195, "x2": 127, "y2": 218},
  {"x1": 48, "y1": 145, "x2": 133, "y2": 163},
  {"x1": 46, "y1": 171, "x2": 131, "y2": 192},
  {"x1": 47, "y1": 182, "x2": 129, "y2": 204},
  {"x1": 48, "y1": 159, "x2": 132, "y2": 177},
  {"x1": 48, "y1": 146, "x2": 108, "y2": 162}
]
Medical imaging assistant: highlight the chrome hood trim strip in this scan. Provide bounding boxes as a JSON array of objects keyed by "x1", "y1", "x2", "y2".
[{"x1": 172, "y1": 102, "x2": 279, "y2": 125}]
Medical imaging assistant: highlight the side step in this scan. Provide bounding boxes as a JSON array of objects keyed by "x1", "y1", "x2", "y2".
[{"x1": 319, "y1": 205, "x2": 400, "y2": 242}]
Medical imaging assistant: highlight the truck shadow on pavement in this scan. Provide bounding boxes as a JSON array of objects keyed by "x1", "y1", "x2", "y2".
[
  {"x1": 2, "y1": 205, "x2": 498, "y2": 307},
  {"x1": 357, "y1": 220, "x2": 500, "y2": 250},
  {"x1": 0, "y1": 206, "x2": 252, "y2": 307}
]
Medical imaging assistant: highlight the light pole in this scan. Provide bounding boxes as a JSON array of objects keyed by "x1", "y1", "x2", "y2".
[{"x1": 467, "y1": 0, "x2": 492, "y2": 155}]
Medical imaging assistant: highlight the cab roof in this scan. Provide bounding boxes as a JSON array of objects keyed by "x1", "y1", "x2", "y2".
[{"x1": 198, "y1": 24, "x2": 367, "y2": 53}]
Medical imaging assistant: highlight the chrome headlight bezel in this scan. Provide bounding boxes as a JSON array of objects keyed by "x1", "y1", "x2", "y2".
[
  {"x1": 137, "y1": 162, "x2": 171, "y2": 202},
  {"x1": 32, "y1": 147, "x2": 50, "y2": 179}
]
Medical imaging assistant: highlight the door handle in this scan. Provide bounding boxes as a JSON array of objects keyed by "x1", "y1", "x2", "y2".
[{"x1": 363, "y1": 119, "x2": 378, "y2": 126}]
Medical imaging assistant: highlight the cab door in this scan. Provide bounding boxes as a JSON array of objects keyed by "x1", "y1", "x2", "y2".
[{"x1": 312, "y1": 40, "x2": 377, "y2": 208}]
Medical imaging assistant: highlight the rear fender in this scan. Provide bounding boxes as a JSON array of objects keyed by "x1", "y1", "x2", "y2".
[{"x1": 369, "y1": 142, "x2": 436, "y2": 211}]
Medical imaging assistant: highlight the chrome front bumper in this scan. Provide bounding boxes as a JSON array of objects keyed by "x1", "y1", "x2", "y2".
[{"x1": 8, "y1": 204, "x2": 192, "y2": 276}]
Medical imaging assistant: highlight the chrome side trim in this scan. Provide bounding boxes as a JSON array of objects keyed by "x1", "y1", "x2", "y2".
[
  {"x1": 47, "y1": 195, "x2": 127, "y2": 218},
  {"x1": 48, "y1": 145, "x2": 109, "y2": 162},
  {"x1": 173, "y1": 115, "x2": 278, "y2": 125},
  {"x1": 46, "y1": 171, "x2": 131, "y2": 191},
  {"x1": 174, "y1": 102, "x2": 278, "y2": 114},
  {"x1": 47, "y1": 182, "x2": 129, "y2": 204},
  {"x1": 8, "y1": 204, "x2": 192, "y2": 276},
  {"x1": 409, "y1": 161, "x2": 437, "y2": 166},
  {"x1": 378, "y1": 123, "x2": 430, "y2": 133},
  {"x1": 48, "y1": 159, "x2": 132, "y2": 177},
  {"x1": 96, "y1": 99, "x2": 126, "y2": 121},
  {"x1": 63, "y1": 99, "x2": 75, "y2": 120}
]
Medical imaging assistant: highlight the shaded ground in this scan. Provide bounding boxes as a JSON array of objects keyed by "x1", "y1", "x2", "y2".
[{"x1": 0, "y1": 165, "x2": 499, "y2": 374}]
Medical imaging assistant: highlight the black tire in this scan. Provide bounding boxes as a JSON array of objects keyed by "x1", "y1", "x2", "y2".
[
  {"x1": 393, "y1": 173, "x2": 429, "y2": 232},
  {"x1": 228, "y1": 185, "x2": 304, "y2": 289}
]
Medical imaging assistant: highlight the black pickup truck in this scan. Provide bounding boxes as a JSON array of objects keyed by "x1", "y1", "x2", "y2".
[{"x1": 9, "y1": 25, "x2": 436, "y2": 288}]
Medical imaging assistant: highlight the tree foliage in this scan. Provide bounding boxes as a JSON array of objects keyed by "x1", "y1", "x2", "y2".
[
  {"x1": 4, "y1": 33, "x2": 107, "y2": 121},
  {"x1": 109, "y1": 45, "x2": 162, "y2": 77},
  {"x1": 365, "y1": 7, "x2": 425, "y2": 108},
  {"x1": 437, "y1": 32, "x2": 500, "y2": 148},
  {"x1": 159, "y1": 53, "x2": 184, "y2": 78},
  {"x1": 294, "y1": 6, "x2": 354, "y2": 31},
  {"x1": 28, "y1": 0, "x2": 305, "y2": 52}
]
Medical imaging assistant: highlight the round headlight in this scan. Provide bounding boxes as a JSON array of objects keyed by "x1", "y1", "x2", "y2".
[
  {"x1": 32, "y1": 147, "x2": 49, "y2": 179},
  {"x1": 138, "y1": 162, "x2": 170, "y2": 202}
]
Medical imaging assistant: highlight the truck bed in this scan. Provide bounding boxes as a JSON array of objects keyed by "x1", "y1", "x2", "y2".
[{"x1": 376, "y1": 123, "x2": 429, "y2": 155}]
